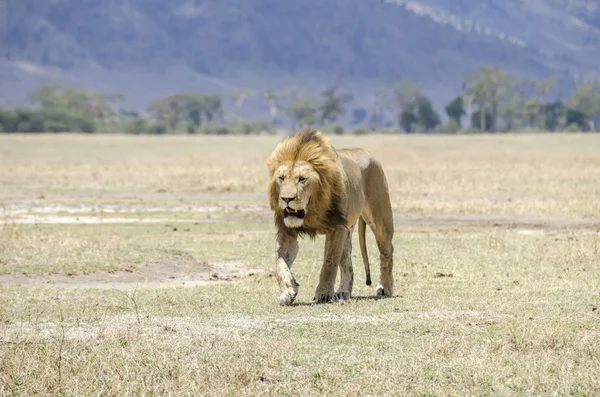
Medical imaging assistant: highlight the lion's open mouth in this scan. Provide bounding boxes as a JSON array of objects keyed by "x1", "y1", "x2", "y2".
[{"x1": 284, "y1": 207, "x2": 305, "y2": 219}]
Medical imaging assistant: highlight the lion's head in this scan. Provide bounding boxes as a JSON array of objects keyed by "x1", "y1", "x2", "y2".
[{"x1": 267, "y1": 128, "x2": 346, "y2": 236}]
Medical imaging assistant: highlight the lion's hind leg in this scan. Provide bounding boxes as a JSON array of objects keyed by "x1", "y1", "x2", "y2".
[
  {"x1": 374, "y1": 235, "x2": 394, "y2": 298},
  {"x1": 361, "y1": 213, "x2": 394, "y2": 298},
  {"x1": 368, "y1": 211, "x2": 394, "y2": 297},
  {"x1": 362, "y1": 174, "x2": 395, "y2": 298}
]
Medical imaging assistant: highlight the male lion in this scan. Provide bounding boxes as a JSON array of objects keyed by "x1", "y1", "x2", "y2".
[{"x1": 267, "y1": 128, "x2": 394, "y2": 305}]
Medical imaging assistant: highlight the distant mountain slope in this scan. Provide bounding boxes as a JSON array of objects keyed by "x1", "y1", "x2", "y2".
[
  {"x1": 411, "y1": 0, "x2": 600, "y2": 70},
  {"x1": 0, "y1": 0, "x2": 598, "y2": 117}
]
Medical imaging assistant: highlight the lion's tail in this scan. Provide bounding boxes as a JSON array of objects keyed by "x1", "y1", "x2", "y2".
[{"x1": 358, "y1": 216, "x2": 372, "y2": 286}]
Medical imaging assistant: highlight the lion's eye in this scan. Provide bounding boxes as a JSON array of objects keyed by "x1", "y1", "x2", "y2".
[
  {"x1": 279, "y1": 175, "x2": 285, "y2": 181},
  {"x1": 298, "y1": 176, "x2": 306, "y2": 183}
]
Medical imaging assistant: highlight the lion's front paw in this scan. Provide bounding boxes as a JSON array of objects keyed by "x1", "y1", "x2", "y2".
[
  {"x1": 375, "y1": 284, "x2": 394, "y2": 298},
  {"x1": 279, "y1": 290, "x2": 298, "y2": 306},
  {"x1": 313, "y1": 291, "x2": 338, "y2": 304},
  {"x1": 279, "y1": 279, "x2": 299, "y2": 306}
]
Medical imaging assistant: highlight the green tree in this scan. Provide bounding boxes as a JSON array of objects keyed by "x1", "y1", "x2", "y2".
[
  {"x1": 565, "y1": 108, "x2": 586, "y2": 131},
  {"x1": 277, "y1": 88, "x2": 317, "y2": 130},
  {"x1": 533, "y1": 78, "x2": 556, "y2": 129},
  {"x1": 186, "y1": 94, "x2": 205, "y2": 127},
  {"x1": 262, "y1": 90, "x2": 279, "y2": 128},
  {"x1": 515, "y1": 78, "x2": 556, "y2": 130},
  {"x1": 147, "y1": 92, "x2": 223, "y2": 131},
  {"x1": 201, "y1": 95, "x2": 223, "y2": 123},
  {"x1": 471, "y1": 109, "x2": 493, "y2": 132},
  {"x1": 186, "y1": 93, "x2": 222, "y2": 127},
  {"x1": 399, "y1": 103, "x2": 417, "y2": 133},
  {"x1": 498, "y1": 82, "x2": 526, "y2": 132},
  {"x1": 566, "y1": 82, "x2": 600, "y2": 131},
  {"x1": 445, "y1": 96, "x2": 465, "y2": 127},
  {"x1": 0, "y1": 105, "x2": 97, "y2": 133},
  {"x1": 147, "y1": 95, "x2": 183, "y2": 130},
  {"x1": 522, "y1": 100, "x2": 539, "y2": 128},
  {"x1": 149, "y1": 120, "x2": 169, "y2": 134},
  {"x1": 542, "y1": 101, "x2": 566, "y2": 131},
  {"x1": 0, "y1": 109, "x2": 19, "y2": 132},
  {"x1": 386, "y1": 78, "x2": 421, "y2": 131},
  {"x1": 286, "y1": 96, "x2": 316, "y2": 129},
  {"x1": 440, "y1": 119, "x2": 461, "y2": 134},
  {"x1": 317, "y1": 88, "x2": 353, "y2": 125},
  {"x1": 125, "y1": 118, "x2": 150, "y2": 135},
  {"x1": 397, "y1": 94, "x2": 440, "y2": 133},
  {"x1": 29, "y1": 85, "x2": 117, "y2": 132},
  {"x1": 414, "y1": 95, "x2": 441, "y2": 132},
  {"x1": 463, "y1": 67, "x2": 512, "y2": 132},
  {"x1": 43, "y1": 107, "x2": 96, "y2": 133},
  {"x1": 29, "y1": 85, "x2": 64, "y2": 108},
  {"x1": 14, "y1": 109, "x2": 44, "y2": 133}
]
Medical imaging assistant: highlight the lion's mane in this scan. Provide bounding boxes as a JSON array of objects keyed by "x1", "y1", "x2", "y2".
[{"x1": 267, "y1": 128, "x2": 347, "y2": 238}]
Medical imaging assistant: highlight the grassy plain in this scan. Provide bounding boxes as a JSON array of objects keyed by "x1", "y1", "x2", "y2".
[{"x1": 1, "y1": 133, "x2": 599, "y2": 395}]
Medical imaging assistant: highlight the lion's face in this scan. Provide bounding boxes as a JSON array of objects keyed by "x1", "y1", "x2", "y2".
[{"x1": 272, "y1": 161, "x2": 320, "y2": 228}]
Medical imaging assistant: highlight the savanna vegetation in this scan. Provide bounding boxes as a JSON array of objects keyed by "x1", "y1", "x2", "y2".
[{"x1": 1, "y1": 66, "x2": 600, "y2": 135}]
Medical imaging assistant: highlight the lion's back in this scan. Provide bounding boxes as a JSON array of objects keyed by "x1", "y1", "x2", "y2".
[
  {"x1": 337, "y1": 147, "x2": 389, "y2": 183},
  {"x1": 337, "y1": 148, "x2": 375, "y2": 171}
]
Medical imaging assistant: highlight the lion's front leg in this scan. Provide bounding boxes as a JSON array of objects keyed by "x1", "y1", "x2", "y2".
[
  {"x1": 314, "y1": 228, "x2": 348, "y2": 304},
  {"x1": 275, "y1": 231, "x2": 299, "y2": 306},
  {"x1": 335, "y1": 229, "x2": 353, "y2": 301}
]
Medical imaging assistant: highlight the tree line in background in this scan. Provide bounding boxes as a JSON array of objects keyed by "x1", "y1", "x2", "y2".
[{"x1": 1, "y1": 66, "x2": 599, "y2": 134}]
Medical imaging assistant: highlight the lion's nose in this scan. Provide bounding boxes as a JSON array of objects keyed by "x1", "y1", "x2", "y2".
[{"x1": 282, "y1": 196, "x2": 295, "y2": 204}]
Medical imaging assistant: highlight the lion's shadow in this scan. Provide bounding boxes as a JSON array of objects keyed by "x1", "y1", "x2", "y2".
[{"x1": 291, "y1": 295, "x2": 397, "y2": 307}]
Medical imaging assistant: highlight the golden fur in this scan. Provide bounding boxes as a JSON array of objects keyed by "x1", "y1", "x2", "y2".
[{"x1": 267, "y1": 128, "x2": 395, "y2": 305}]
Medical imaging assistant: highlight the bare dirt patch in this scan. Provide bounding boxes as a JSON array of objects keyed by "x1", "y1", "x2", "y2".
[
  {"x1": 3, "y1": 197, "x2": 599, "y2": 233},
  {"x1": 0, "y1": 259, "x2": 264, "y2": 289},
  {"x1": 0, "y1": 195, "x2": 269, "y2": 225}
]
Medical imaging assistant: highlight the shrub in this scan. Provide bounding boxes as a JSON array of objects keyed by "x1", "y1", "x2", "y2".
[
  {"x1": 38, "y1": 107, "x2": 96, "y2": 133},
  {"x1": 228, "y1": 120, "x2": 270, "y2": 135},
  {"x1": 351, "y1": 124, "x2": 370, "y2": 135},
  {"x1": 215, "y1": 126, "x2": 230, "y2": 135},
  {"x1": 126, "y1": 119, "x2": 150, "y2": 135},
  {"x1": 0, "y1": 109, "x2": 25, "y2": 132},
  {"x1": 460, "y1": 127, "x2": 481, "y2": 134},
  {"x1": 332, "y1": 124, "x2": 344, "y2": 135},
  {"x1": 149, "y1": 121, "x2": 169, "y2": 134},
  {"x1": 440, "y1": 119, "x2": 460, "y2": 134},
  {"x1": 186, "y1": 121, "x2": 198, "y2": 134}
]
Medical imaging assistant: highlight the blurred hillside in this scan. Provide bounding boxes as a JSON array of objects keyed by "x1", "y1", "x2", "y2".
[{"x1": 1, "y1": 0, "x2": 599, "y2": 118}]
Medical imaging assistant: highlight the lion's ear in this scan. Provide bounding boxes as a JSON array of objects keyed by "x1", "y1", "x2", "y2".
[{"x1": 298, "y1": 128, "x2": 321, "y2": 145}]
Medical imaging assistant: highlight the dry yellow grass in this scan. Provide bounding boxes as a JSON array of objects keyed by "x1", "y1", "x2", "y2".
[
  {"x1": 1, "y1": 133, "x2": 599, "y2": 218},
  {"x1": 1, "y1": 132, "x2": 600, "y2": 395},
  {"x1": 1, "y1": 224, "x2": 599, "y2": 395}
]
